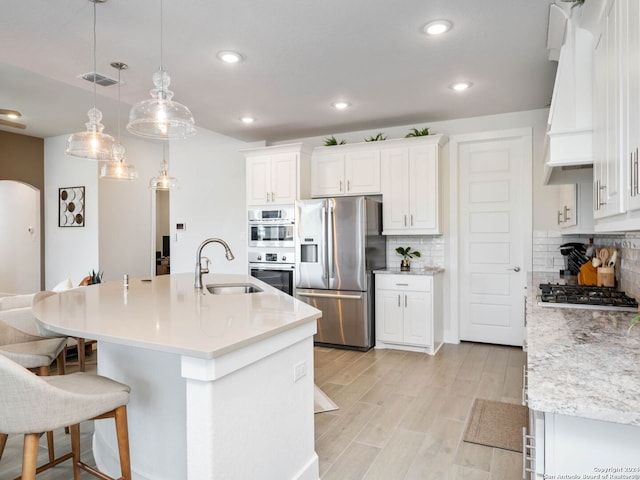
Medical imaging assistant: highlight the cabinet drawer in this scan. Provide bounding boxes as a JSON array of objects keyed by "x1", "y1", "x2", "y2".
[{"x1": 376, "y1": 274, "x2": 431, "y2": 292}]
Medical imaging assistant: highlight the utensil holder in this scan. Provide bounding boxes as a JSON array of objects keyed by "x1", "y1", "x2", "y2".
[{"x1": 597, "y1": 267, "x2": 614, "y2": 287}]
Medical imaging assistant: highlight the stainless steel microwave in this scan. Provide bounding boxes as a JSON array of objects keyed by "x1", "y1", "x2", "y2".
[{"x1": 248, "y1": 208, "x2": 295, "y2": 247}]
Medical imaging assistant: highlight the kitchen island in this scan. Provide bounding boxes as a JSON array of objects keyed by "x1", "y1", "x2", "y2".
[
  {"x1": 526, "y1": 276, "x2": 640, "y2": 477},
  {"x1": 33, "y1": 273, "x2": 322, "y2": 480}
]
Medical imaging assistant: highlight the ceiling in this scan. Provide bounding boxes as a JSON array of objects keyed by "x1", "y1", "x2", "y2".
[{"x1": 0, "y1": 0, "x2": 557, "y2": 144}]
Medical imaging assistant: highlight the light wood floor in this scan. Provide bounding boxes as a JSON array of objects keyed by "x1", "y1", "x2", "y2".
[
  {"x1": 1, "y1": 342, "x2": 525, "y2": 480},
  {"x1": 314, "y1": 342, "x2": 526, "y2": 480}
]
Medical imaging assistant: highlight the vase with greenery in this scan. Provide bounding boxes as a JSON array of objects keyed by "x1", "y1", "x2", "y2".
[
  {"x1": 364, "y1": 132, "x2": 386, "y2": 142},
  {"x1": 405, "y1": 127, "x2": 430, "y2": 138},
  {"x1": 324, "y1": 135, "x2": 346, "y2": 146},
  {"x1": 395, "y1": 246, "x2": 421, "y2": 271}
]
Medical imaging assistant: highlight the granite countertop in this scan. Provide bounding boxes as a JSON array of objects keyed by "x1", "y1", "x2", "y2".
[
  {"x1": 33, "y1": 273, "x2": 321, "y2": 360},
  {"x1": 374, "y1": 267, "x2": 444, "y2": 276},
  {"x1": 527, "y1": 274, "x2": 640, "y2": 425}
]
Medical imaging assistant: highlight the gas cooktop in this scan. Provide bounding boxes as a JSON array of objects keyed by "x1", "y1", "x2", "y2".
[{"x1": 538, "y1": 283, "x2": 639, "y2": 312}]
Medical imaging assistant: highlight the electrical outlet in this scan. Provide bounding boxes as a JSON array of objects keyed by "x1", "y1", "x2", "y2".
[{"x1": 293, "y1": 361, "x2": 307, "y2": 382}]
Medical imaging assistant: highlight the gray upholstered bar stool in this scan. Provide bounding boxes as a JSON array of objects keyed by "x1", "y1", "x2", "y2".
[{"x1": 0, "y1": 354, "x2": 132, "y2": 480}]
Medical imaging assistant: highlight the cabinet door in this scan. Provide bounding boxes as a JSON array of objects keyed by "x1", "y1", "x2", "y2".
[
  {"x1": 311, "y1": 153, "x2": 344, "y2": 197},
  {"x1": 404, "y1": 290, "x2": 431, "y2": 346},
  {"x1": 557, "y1": 184, "x2": 577, "y2": 228},
  {"x1": 625, "y1": 0, "x2": 640, "y2": 211},
  {"x1": 344, "y1": 150, "x2": 381, "y2": 194},
  {"x1": 593, "y1": 26, "x2": 607, "y2": 218},
  {"x1": 409, "y1": 145, "x2": 439, "y2": 233},
  {"x1": 246, "y1": 155, "x2": 271, "y2": 206},
  {"x1": 271, "y1": 153, "x2": 297, "y2": 204},
  {"x1": 375, "y1": 288, "x2": 404, "y2": 343},
  {"x1": 381, "y1": 148, "x2": 411, "y2": 232}
]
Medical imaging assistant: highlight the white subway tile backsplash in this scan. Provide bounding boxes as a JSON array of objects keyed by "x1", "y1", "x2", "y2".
[{"x1": 385, "y1": 235, "x2": 444, "y2": 268}]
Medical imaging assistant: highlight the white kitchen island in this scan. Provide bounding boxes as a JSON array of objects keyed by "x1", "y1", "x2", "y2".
[{"x1": 33, "y1": 273, "x2": 322, "y2": 480}]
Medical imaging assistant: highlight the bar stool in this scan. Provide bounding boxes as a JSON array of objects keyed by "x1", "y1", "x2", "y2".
[{"x1": 0, "y1": 354, "x2": 132, "y2": 480}]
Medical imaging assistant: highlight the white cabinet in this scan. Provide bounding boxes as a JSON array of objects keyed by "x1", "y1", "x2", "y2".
[
  {"x1": 555, "y1": 182, "x2": 594, "y2": 233},
  {"x1": 311, "y1": 147, "x2": 380, "y2": 197},
  {"x1": 375, "y1": 273, "x2": 443, "y2": 355},
  {"x1": 380, "y1": 135, "x2": 446, "y2": 235},
  {"x1": 243, "y1": 143, "x2": 311, "y2": 206}
]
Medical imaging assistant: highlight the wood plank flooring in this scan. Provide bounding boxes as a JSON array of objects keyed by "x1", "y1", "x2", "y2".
[
  {"x1": 315, "y1": 342, "x2": 526, "y2": 480},
  {"x1": 0, "y1": 342, "x2": 525, "y2": 480}
]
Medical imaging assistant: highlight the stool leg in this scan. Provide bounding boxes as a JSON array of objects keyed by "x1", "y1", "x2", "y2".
[
  {"x1": 77, "y1": 338, "x2": 86, "y2": 372},
  {"x1": 114, "y1": 406, "x2": 132, "y2": 480},
  {"x1": 56, "y1": 349, "x2": 66, "y2": 375},
  {"x1": 22, "y1": 433, "x2": 39, "y2": 480},
  {"x1": 0, "y1": 432, "x2": 7, "y2": 460},
  {"x1": 70, "y1": 424, "x2": 82, "y2": 480},
  {"x1": 46, "y1": 430, "x2": 55, "y2": 462}
]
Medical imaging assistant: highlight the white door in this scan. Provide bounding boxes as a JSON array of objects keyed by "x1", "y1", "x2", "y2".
[
  {"x1": 453, "y1": 130, "x2": 531, "y2": 346},
  {"x1": 0, "y1": 180, "x2": 41, "y2": 293}
]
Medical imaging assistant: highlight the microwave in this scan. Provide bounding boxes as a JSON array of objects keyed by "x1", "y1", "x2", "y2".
[{"x1": 248, "y1": 208, "x2": 295, "y2": 247}]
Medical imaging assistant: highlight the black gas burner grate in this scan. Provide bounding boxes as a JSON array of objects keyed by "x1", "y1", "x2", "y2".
[{"x1": 539, "y1": 283, "x2": 639, "y2": 308}]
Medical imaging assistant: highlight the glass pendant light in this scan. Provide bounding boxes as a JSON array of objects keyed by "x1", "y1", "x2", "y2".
[
  {"x1": 150, "y1": 142, "x2": 178, "y2": 190},
  {"x1": 66, "y1": 0, "x2": 116, "y2": 160},
  {"x1": 127, "y1": 0, "x2": 195, "y2": 140},
  {"x1": 100, "y1": 62, "x2": 138, "y2": 181}
]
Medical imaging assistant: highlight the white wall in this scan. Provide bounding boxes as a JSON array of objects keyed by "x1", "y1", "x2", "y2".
[
  {"x1": 44, "y1": 135, "x2": 100, "y2": 288},
  {"x1": 168, "y1": 127, "x2": 258, "y2": 275}
]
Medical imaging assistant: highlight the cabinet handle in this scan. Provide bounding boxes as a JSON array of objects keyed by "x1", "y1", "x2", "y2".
[
  {"x1": 395, "y1": 283, "x2": 409, "y2": 286},
  {"x1": 410, "y1": 214, "x2": 414, "y2": 226},
  {"x1": 593, "y1": 181, "x2": 597, "y2": 211},
  {"x1": 267, "y1": 192, "x2": 271, "y2": 203},
  {"x1": 405, "y1": 294, "x2": 407, "y2": 307},
  {"x1": 339, "y1": 180, "x2": 343, "y2": 192},
  {"x1": 635, "y1": 148, "x2": 639, "y2": 196},
  {"x1": 563, "y1": 205, "x2": 571, "y2": 221},
  {"x1": 522, "y1": 427, "x2": 535, "y2": 479},
  {"x1": 631, "y1": 151, "x2": 635, "y2": 197},
  {"x1": 397, "y1": 294, "x2": 401, "y2": 307},
  {"x1": 347, "y1": 180, "x2": 351, "y2": 192},
  {"x1": 557, "y1": 211, "x2": 563, "y2": 225},
  {"x1": 599, "y1": 181, "x2": 607, "y2": 207},
  {"x1": 404, "y1": 214, "x2": 408, "y2": 227}
]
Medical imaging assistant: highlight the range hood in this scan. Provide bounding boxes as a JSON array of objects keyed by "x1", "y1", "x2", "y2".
[{"x1": 544, "y1": 2, "x2": 594, "y2": 185}]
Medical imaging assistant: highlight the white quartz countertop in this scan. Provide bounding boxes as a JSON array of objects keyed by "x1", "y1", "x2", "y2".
[
  {"x1": 33, "y1": 273, "x2": 321, "y2": 360},
  {"x1": 527, "y1": 277, "x2": 640, "y2": 425},
  {"x1": 373, "y1": 267, "x2": 444, "y2": 276}
]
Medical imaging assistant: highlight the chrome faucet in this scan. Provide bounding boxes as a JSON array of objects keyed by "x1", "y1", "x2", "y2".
[{"x1": 195, "y1": 238, "x2": 235, "y2": 290}]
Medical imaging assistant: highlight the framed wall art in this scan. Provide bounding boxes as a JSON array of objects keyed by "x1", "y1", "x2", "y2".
[{"x1": 59, "y1": 186, "x2": 85, "y2": 227}]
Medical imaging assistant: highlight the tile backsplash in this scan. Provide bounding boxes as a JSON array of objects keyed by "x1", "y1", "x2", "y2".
[
  {"x1": 385, "y1": 235, "x2": 445, "y2": 270},
  {"x1": 533, "y1": 230, "x2": 640, "y2": 300}
]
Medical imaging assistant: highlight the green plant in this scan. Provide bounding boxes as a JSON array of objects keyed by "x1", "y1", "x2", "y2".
[
  {"x1": 324, "y1": 135, "x2": 346, "y2": 146},
  {"x1": 405, "y1": 127, "x2": 430, "y2": 138},
  {"x1": 364, "y1": 132, "x2": 387, "y2": 142},
  {"x1": 395, "y1": 246, "x2": 421, "y2": 260},
  {"x1": 89, "y1": 269, "x2": 103, "y2": 285}
]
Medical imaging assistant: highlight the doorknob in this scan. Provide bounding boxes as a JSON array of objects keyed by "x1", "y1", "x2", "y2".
[{"x1": 508, "y1": 266, "x2": 521, "y2": 272}]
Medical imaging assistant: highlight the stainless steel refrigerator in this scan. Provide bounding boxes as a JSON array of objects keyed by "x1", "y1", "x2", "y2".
[{"x1": 295, "y1": 196, "x2": 386, "y2": 350}]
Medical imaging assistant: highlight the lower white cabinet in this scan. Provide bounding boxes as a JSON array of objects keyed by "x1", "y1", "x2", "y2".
[
  {"x1": 375, "y1": 273, "x2": 443, "y2": 355},
  {"x1": 525, "y1": 410, "x2": 640, "y2": 478}
]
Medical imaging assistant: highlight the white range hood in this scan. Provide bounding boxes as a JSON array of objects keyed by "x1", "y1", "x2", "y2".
[{"x1": 543, "y1": 2, "x2": 594, "y2": 185}]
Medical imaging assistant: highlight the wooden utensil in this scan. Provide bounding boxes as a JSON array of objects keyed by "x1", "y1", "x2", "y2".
[{"x1": 598, "y1": 248, "x2": 609, "y2": 266}]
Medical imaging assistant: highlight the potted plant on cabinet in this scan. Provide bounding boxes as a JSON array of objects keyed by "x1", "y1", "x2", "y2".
[{"x1": 395, "y1": 246, "x2": 421, "y2": 271}]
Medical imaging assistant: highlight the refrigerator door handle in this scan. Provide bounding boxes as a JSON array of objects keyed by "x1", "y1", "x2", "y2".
[
  {"x1": 296, "y1": 292, "x2": 363, "y2": 300},
  {"x1": 327, "y1": 203, "x2": 335, "y2": 279}
]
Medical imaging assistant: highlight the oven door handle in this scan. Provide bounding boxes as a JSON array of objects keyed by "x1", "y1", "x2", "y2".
[{"x1": 296, "y1": 292, "x2": 362, "y2": 300}]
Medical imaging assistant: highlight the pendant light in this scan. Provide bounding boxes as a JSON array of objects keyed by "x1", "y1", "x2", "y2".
[
  {"x1": 149, "y1": 141, "x2": 178, "y2": 190},
  {"x1": 100, "y1": 62, "x2": 138, "y2": 181},
  {"x1": 66, "y1": 0, "x2": 116, "y2": 160},
  {"x1": 127, "y1": 0, "x2": 195, "y2": 140}
]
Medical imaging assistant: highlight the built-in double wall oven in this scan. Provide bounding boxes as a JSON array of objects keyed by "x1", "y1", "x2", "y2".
[{"x1": 248, "y1": 207, "x2": 296, "y2": 296}]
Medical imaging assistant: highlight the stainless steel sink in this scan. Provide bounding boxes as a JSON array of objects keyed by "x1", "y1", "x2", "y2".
[{"x1": 206, "y1": 283, "x2": 263, "y2": 294}]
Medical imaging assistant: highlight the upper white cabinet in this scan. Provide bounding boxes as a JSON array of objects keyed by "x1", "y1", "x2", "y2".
[
  {"x1": 380, "y1": 135, "x2": 446, "y2": 235},
  {"x1": 311, "y1": 146, "x2": 380, "y2": 197},
  {"x1": 243, "y1": 143, "x2": 311, "y2": 206},
  {"x1": 555, "y1": 181, "x2": 594, "y2": 233}
]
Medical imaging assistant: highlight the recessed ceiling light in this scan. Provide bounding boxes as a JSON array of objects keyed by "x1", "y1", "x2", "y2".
[
  {"x1": 332, "y1": 101, "x2": 351, "y2": 110},
  {"x1": 423, "y1": 20, "x2": 452, "y2": 36},
  {"x1": 240, "y1": 116, "x2": 256, "y2": 124},
  {"x1": 217, "y1": 51, "x2": 243, "y2": 64},
  {"x1": 450, "y1": 81, "x2": 472, "y2": 91}
]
